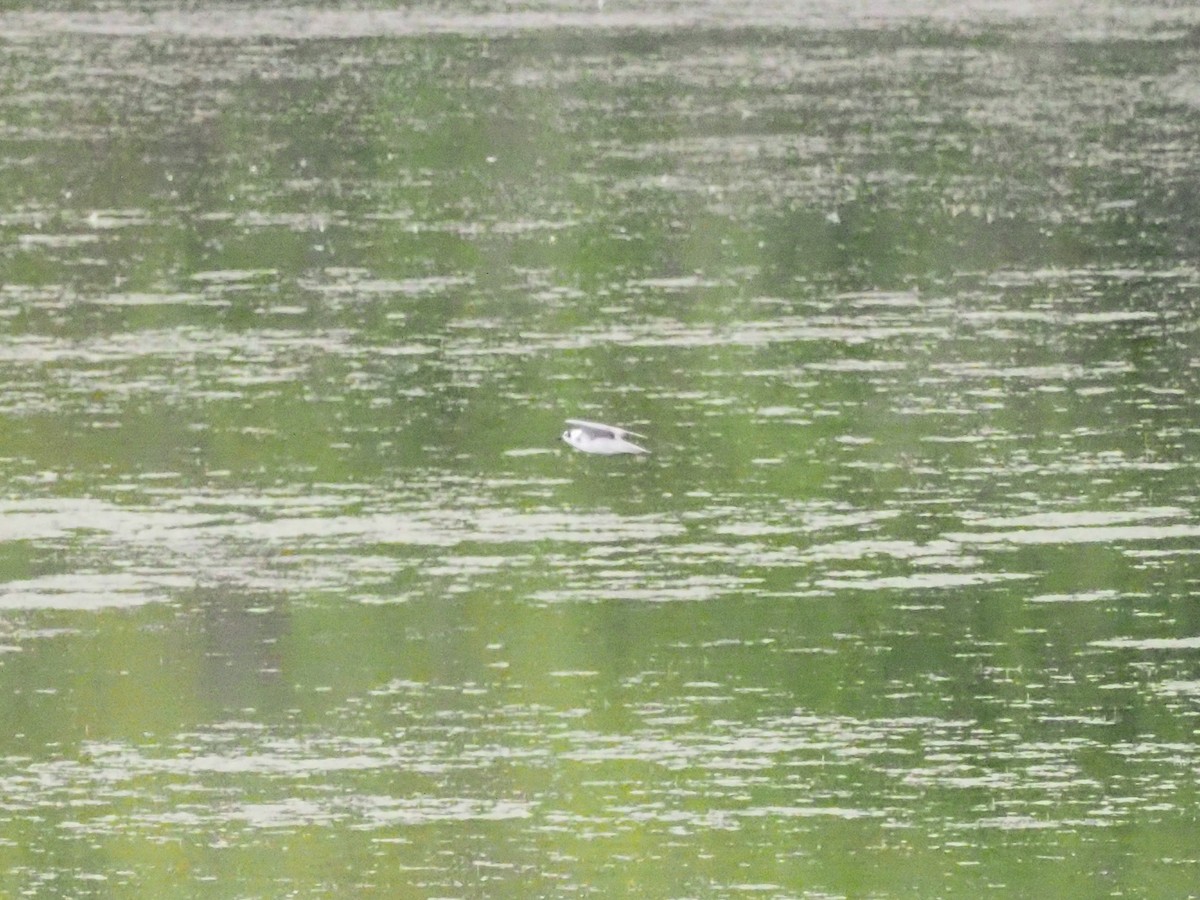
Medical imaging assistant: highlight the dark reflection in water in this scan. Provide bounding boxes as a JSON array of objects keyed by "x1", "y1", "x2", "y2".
[{"x1": 2, "y1": 0, "x2": 1200, "y2": 895}]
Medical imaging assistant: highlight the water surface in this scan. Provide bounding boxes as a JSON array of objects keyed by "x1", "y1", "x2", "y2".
[{"x1": 2, "y1": 0, "x2": 1200, "y2": 895}]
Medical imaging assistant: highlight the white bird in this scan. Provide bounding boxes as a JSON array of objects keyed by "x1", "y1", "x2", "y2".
[{"x1": 562, "y1": 419, "x2": 649, "y2": 455}]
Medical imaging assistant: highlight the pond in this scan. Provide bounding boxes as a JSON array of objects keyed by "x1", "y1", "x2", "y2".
[{"x1": 2, "y1": 1, "x2": 1200, "y2": 895}]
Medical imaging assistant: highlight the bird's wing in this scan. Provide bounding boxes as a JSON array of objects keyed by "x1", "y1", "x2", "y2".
[{"x1": 565, "y1": 419, "x2": 647, "y2": 440}]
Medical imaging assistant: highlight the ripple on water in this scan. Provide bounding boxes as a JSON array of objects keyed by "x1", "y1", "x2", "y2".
[
  {"x1": 1090, "y1": 637, "x2": 1200, "y2": 651},
  {"x1": 1028, "y1": 589, "x2": 1120, "y2": 605},
  {"x1": 213, "y1": 508, "x2": 686, "y2": 547},
  {"x1": 951, "y1": 522, "x2": 1200, "y2": 547},
  {"x1": 0, "y1": 572, "x2": 196, "y2": 611},
  {"x1": 816, "y1": 571, "x2": 1031, "y2": 592}
]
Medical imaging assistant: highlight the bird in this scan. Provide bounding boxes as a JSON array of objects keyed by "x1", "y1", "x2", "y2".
[{"x1": 562, "y1": 419, "x2": 649, "y2": 455}]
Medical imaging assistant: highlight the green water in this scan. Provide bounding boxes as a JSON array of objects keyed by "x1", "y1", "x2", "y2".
[{"x1": 2, "y1": 1, "x2": 1200, "y2": 896}]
